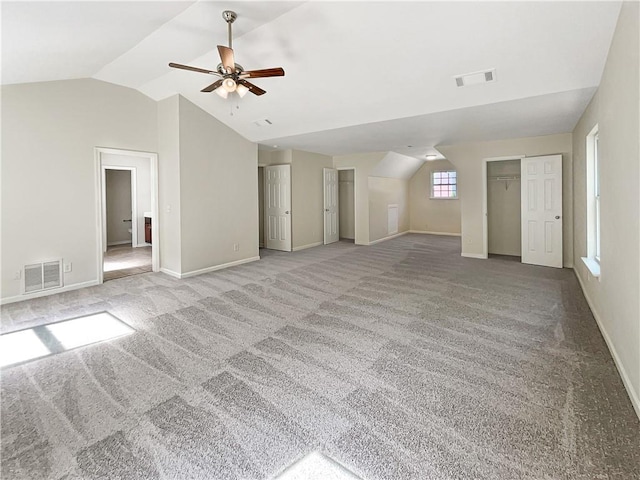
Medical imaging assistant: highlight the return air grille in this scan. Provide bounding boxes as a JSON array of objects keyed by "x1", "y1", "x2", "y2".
[
  {"x1": 454, "y1": 68, "x2": 496, "y2": 87},
  {"x1": 24, "y1": 260, "x2": 62, "y2": 293}
]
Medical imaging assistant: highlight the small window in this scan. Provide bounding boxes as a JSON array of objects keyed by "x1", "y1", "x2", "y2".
[{"x1": 431, "y1": 170, "x2": 458, "y2": 199}]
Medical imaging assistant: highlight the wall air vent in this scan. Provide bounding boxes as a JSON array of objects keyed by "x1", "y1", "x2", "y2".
[
  {"x1": 24, "y1": 260, "x2": 63, "y2": 294},
  {"x1": 253, "y1": 119, "x2": 273, "y2": 127},
  {"x1": 454, "y1": 68, "x2": 496, "y2": 87}
]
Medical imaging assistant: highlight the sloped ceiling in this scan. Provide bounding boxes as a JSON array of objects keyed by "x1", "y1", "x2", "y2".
[
  {"x1": 371, "y1": 152, "x2": 424, "y2": 180},
  {"x1": 2, "y1": 1, "x2": 622, "y2": 160}
]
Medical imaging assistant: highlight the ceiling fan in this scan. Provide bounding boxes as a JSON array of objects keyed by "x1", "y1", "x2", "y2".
[{"x1": 169, "y1": 10, "x2": 285, "y2": 98}]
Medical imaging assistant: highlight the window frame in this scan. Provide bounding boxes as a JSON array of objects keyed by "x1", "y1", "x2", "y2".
[
  {"x1": 430, "y1": 170, "x2": 458, "y2": 200},
  {"x1": 594, "y1": 132, "x2": 600, "y2": 263},
  {"x1": 581, "y1": 125, "x2": 600, "y2": 278}
]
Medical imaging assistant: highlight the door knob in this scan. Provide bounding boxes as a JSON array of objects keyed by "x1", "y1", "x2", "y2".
[
  {"x1": 555, "y1": 215, "x2": 561, "y2": 219},
  {"x1": 325, "y1": 209, "x2": 329, "y2": 212},
  {"x1": 285, "y1": 211, "x2": 290, "y2": 214}
]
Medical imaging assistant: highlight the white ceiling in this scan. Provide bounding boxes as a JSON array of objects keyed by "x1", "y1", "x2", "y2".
[{"x1": 2, "y1": 1, "x2": 622, "y2": 160}]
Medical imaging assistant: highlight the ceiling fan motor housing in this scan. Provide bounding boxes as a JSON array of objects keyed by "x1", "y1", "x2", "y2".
[{"x1": 222, "y1": 11, "x2": 237, "y2": 23}]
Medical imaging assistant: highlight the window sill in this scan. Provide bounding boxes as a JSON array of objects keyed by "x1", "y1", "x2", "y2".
[
  {"x1": 581, "y1": 257, "x2": 600, "y2": 278},
  {"x1": 429, "y1": 197, "x2": 459, "y2": 200}
]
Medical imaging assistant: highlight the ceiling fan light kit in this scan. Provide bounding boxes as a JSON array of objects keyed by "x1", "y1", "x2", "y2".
[{"x1": 169, "y1": 10, "x2": 284, "y2": 99}]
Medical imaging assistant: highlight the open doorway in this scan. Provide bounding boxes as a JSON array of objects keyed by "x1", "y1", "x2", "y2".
[
  {"x1": 96, "y1": 148, "x2": 159, "y2": 282},
  {"x1": 338, "y1": 168, "x2": 355, "y2": 242},
  {"x1": 486, "y1": 159, "x2": 522, "y2": 260},
  {"x1": 104, "y1": 167, "x2": 149, "y2": 280}
]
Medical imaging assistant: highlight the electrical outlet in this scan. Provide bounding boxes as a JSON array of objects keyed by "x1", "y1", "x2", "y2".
[
  {"x1": 233, "y1": 243, "x2": 239, "y2": 252},
  {"x1": 63, "y1": 263, "x2": 72, "y2": 273},
  {"x1": 13, "y1": 270, "x2": 21, "y2": 280}
]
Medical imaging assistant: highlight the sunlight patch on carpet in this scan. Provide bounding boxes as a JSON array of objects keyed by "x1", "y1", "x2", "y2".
[
  {"x1": 1, "y1": 312, "x2": 134, "y2": 368},
  {"x1": 275, "y1": 451, "x2": 362, "y2": 480}
]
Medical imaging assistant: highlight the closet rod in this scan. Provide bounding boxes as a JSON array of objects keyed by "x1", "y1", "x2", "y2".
[{"x1": 488, "y1": 175, "x2": 520, "y2": 181}]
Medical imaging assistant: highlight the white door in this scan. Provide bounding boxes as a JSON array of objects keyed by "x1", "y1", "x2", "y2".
[
  {"x1": 323, "y1": 168, "x2": 339, "y2": 244},
  {"x1": 265, "y1": 165, "x2": 292, "y2": 251},
  {"x1": 521, "y1": 155, "x2": 563, "y2": 268}
]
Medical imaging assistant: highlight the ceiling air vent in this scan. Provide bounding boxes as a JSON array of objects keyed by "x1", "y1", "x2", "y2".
[
  {"x1": 253, "y1": 119, "x2": 273, "y2": 127},
  {"x1": 454, "y1": 68, "x2": 496, "y2": 87}
]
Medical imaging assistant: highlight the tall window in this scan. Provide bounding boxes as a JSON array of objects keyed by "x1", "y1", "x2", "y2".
[
  {"x1": 583, "y1": 125, "x2": 600, "y2": 276},
  {"x1": 431, "y1": 170, "x2": 457, "y2": 199},
  {"x1": 594, "y1": 133, "x2": 600, "y2": 262}
]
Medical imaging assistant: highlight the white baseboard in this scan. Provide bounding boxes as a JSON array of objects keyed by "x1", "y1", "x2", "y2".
[
  {"x1": 0, "y1": 280, "x2": 100, "y2": 305},
  {"x1": 107, "y1": 240, "x2": 131, "y2": 246},
  {"x1": 161, "y1": 256, "x2": 261, "y2": 280},
  {"x1": 409, "y1": 230, "x2": 462, "y2": 237},
  {"x1": 293, "y1": 241, "x2": 323, "y2": 252},
  {"x1": 461, "y1": 252, "x2": 487, "y2": 259},
  {"x1": 160, "y1": 268, "x2": 181, "y2": 279},
  {"x1": 368, "y1": 231, "x2": 408, "y2": 246},
  {"x1": 574, "y1": 270, "x2": 640, "y2": 420},
  {"x1": 135, "y1": 243, "x2": 152, "y2": 248}
]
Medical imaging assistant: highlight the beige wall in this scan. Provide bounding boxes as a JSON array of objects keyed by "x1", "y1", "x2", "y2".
[
  {"x1": 572, "y1": 1, "x2": 639, "y2": 415},
  {"x1": 339, "y1": 169, "x2": 355, "y2": 239},
  {"x1": 178, "y1": 96, "x2": 258, "y2": 274},
  {"x1": 409, "y1": 160, "x2": 461, "y2": 235},
  {"x1": 487, "y1": 160, "x2": 521, "y2": 256},
  {"x1": 258, "y1": 149, "x2": 293, "y2": 166},
  {"x1": 105, "y1": 170, "x2": 132, "y2": 245},
  {"x1": 333, "y1": 152, "x2": 386, "y2": 245},
  {"x1": 368, "y1": 177, "x2": 410, "y2": 243},
  {"x1": 438, "y1": 133, "x2": 573, "y2": 265},
  {"x1": 1, "y1": 79, "x2": 158, "y2": 301},
  {"x1": 291, "y1": 149, "x2": 334, "y2": 250},
  {"x1": 259, "y1": 148, "x2": 333, "y2": 250},
  {"x1": 157, "y1": 95, "x2": 182, "y2": 274}
]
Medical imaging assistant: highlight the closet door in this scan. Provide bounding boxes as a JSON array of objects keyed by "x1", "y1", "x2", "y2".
[
  {"x1": 521, "y1": 155, "x2": 563, "y2": 268},
  {"x1": 323, "y1": 168, "x2": 339, "y2": 244},
  {"x1": 265, "y1": 165, "x2": 292, "y2": 252}
]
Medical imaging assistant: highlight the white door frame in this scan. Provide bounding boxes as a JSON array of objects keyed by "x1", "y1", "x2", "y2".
[
  {"x1": 102, "y1": 166, "x2": 137, "y2": 250},
  {"x1": 482, "y1": 155, "x2": 525, "y2": 259},
  {"x1": 336, "y1": 167, "x2": 356, "y2": 242},
  {"x1": 95, "y1": 147, "x2": 159, "y2": 283}
]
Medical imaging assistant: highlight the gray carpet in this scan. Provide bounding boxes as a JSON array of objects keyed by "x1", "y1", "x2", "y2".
[{"x1": 1, "y1": 234, "x2": 638, "y2": 479}]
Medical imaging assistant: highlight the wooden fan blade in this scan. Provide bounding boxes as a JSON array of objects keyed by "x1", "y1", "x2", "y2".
[
  {"x1": 169, "y1": 62, "x2": 217, "y2": 75},
  {"x1": 217, "y1": 45, "x2": 235, "y2": 73},
  {"x1": 241, "y1": 67, "x2": 285, "y2": 79},
  {"x1": 201, "y1": 79, "x2": 224, "y2": 93},
  {"x1": 238, "y1": 79, "x2": 266, "y2": 96}
]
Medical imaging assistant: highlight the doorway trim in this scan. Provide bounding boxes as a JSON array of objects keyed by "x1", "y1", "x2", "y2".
[
  {"x1": 95, "y1": 147, "x2": 159, "y2": 284},
  {"x1": 482, "y1": 155, "x2": 524, "y2": 259},
  {"x1": 336, "y1": 167, "x2": 357, "y2": 243},
  {"x1": 102, "y1": 166, "x2": 138, "y2": 249}
]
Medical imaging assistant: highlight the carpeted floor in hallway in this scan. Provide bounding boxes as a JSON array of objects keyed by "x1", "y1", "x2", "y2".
[{"x1": 1, "y1": 234, "x2": 638, "y2": 479}]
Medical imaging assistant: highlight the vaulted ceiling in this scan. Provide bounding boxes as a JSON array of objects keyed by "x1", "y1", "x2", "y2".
[{"x1": 2, "y1": 1, "x2": 622, "y2": 160}]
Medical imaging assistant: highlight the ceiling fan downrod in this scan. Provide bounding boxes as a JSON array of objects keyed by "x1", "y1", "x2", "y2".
[{"x1": 222, "y1": 10, "x2": 237, "y2": 49}]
